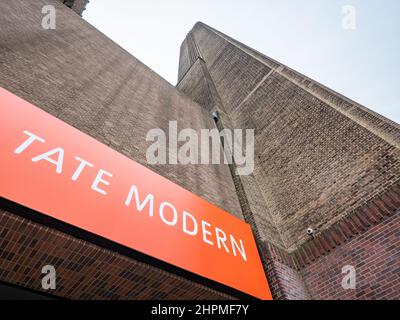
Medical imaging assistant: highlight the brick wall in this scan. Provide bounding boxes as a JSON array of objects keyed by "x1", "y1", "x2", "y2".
[
  {"x1": 0, "y1": 0, "x2": 242, "y2": 299},
  {"x1": 261, "y1": 242, "x2": 310, "y2": 300},
  {"x1": 177, "y1": 22, "x2": 400, "y2": 300},
  {"x1": 264, "y1": 208, "x2": 400, "y2": 300},
  {"x1": 1, "y1": 0, "x2": 399, "y2": 300},
  {"x1": 179, "y1": 22, "x2": 400, "y2": 251},
  {"x1": 257, "y1": 185, "x2": 400, "y2": 300},
  {"x1": 0, "y1": 209, "x2": 233, "y2": 299},
  {"x1": 300, "y1": 210, "x2": 400, "y2": 300},
  {"x1": 0, "y1": 0, "x2": 242, "y2": 219}
]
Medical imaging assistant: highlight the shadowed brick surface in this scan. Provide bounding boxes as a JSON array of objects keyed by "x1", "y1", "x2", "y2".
[
  {"x1": 261, "y1": 185, "x2": 400, "y2": 299},
  {"x1": 0, "y1": 210, "x2": 233, "y2": 300},
  {"x1": 0, "y1": 1, "x2": 241, "y2": 218},
  {"x1": 0, "y1": 0, "x2": 241, "y2": 299}
]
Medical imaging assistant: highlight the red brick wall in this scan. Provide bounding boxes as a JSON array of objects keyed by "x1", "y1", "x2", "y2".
[
  {"x1": 267, "y1": 259, "x2": 310, "y2": 300},
  {"x1": 300, "y1": 211, "x2": 400, "y2": 300},
  {"x1": 259, "y1": 186, "x2": 400, "y2": 300},
  {"x1": 261, "y1": 210, "x2": 400, "y2": 300}
]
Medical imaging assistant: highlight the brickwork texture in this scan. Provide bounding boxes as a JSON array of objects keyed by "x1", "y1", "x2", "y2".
[
  {"x1": 0, "y1": 1, "x2": 398, "y2": 300},
  {"x1": 0, "y1": 0, "x2": 240, "y2": 299},
  {"x1": 177, "y1": 22, "x2": 400, "y2": 300}
]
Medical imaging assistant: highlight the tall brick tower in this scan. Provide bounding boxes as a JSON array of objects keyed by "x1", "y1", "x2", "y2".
[
  {"x1": 0, "y1": 0, "x2": 399, "y2": 300},
  {"x1": 177, "y1": 22, "x2": 400, "y2": 300}
]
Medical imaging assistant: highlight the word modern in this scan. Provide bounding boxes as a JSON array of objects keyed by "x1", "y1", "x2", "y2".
[{"x1": 13, "y1": 130, "x2": 248, "y2": 262}]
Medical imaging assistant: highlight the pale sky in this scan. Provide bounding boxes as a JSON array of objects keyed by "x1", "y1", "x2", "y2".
[{"x1": 84, "y1": 0, "x2": 400, "y2": 123}]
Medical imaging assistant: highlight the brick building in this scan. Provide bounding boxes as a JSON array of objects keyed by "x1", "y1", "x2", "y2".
[
  {"x1": 177, "y1": 23, "x2": 400, "y2": 300},
  {"x1": 0, "y1": 0, "x2": 399, "y2": 300}
]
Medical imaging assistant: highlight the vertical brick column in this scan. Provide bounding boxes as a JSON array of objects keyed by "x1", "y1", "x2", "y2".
[{"x1": 176, "y1": 22, "x2": 400, "y2": 300}]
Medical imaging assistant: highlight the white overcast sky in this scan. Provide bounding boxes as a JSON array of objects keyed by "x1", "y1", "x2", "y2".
[{"x1": 84, "y1": 0, "x2": 400, "y2": 123}]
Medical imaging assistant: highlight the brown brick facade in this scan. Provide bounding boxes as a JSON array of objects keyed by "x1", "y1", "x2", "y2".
[
  {"x1": 0, "y1": 208, "x2": 233, "y2": 300},
  {"x1": 0, "y1": 0, "x2": 241, "y2": 299},
  {"x1": 0, "y1": 1, "x2": 398, "y2": 300},
  {"x1": 177, "y1": 22, "x2": 400, "y2": 300},
  {"x1": 178, "y1": 23, "x2": 400, "y2": 251}
]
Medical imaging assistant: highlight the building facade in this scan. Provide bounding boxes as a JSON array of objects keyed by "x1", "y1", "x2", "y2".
[
  {"x1": 0, "y1": 0, "x2": 399, "y2": 300},
  {"x1": 177, "y1": 23, "x2": 400, "y2": 300}
]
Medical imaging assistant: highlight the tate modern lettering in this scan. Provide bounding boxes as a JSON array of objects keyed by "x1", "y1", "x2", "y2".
[
  {"x1": 14, "y1": 130, "x2": 247, "y2": 262},
  {"x1": 2, "y1": 1, "x2": 398, "y2": 300},
  {"x1": 0, "y1": 87, "x2": 271, "y2": 300}
]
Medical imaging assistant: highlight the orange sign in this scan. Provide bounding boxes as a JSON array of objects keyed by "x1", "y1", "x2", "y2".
[{"x1": 0, "y1": 87, "x2": 272, "y2": 300}]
